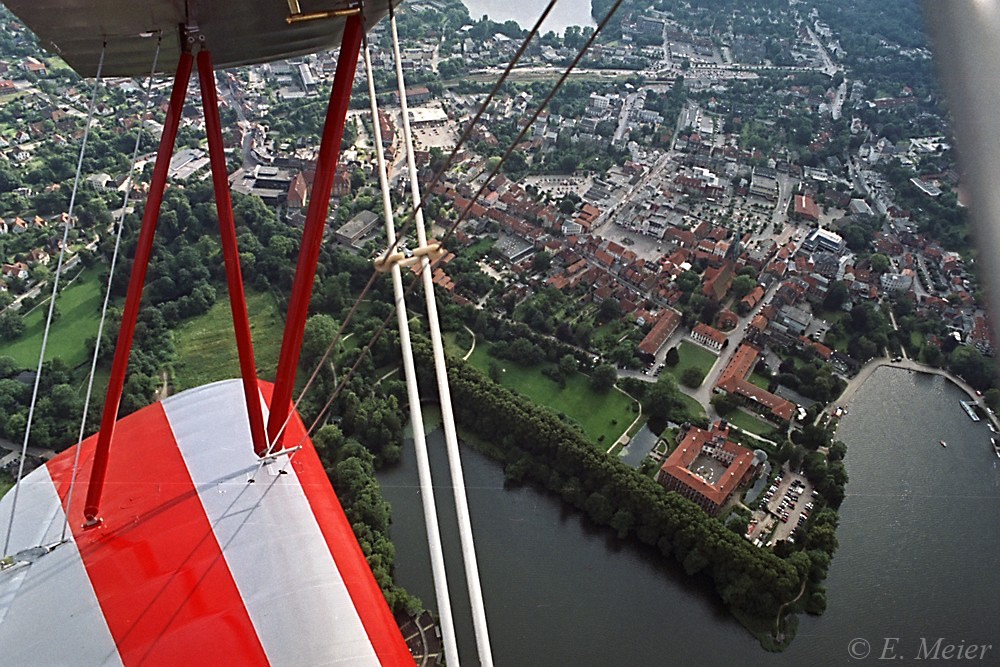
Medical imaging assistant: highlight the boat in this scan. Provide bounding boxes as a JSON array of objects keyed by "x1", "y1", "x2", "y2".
[
  {"x1": 960, "y1": 400, "x2": 981, "y2": 422},
  {"x1": 940, "y1": 440, "x2": 948, "y2": 448},
  {"x1": 989, "y1": 422, "x2": 997, "y2": 433},
  {"x1": 993, "y1": 438, "x2": 1000, "y2": 458}
]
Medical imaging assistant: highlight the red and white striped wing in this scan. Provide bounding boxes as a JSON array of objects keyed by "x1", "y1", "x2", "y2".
[{"x1": 0, "y1": 379, "x2": 413, "y2": 666}]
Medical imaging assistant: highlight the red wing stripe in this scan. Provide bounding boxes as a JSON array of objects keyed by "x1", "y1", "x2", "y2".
[
  {"x1": 46, "y1": 402, "x2": 270, "y2": 667},
  {"x1": 259, "y1": 383, "x2": 416, "y2": 666},
  {"x1": 163, "y1": 381, "x2": 381, "y2": 665}
]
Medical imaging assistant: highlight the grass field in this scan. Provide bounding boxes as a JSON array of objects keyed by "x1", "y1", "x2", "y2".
[
  {"x1": 171, "y1": 291, "x2": 284, "y2": 392},
  {"x1": 747, "y1": 372, "x2": 771, "y2": 390},
  {"x1": 726, "y1": 408, "x2": 777, "y2": 437},
  {"x1": 665, "y1": 341, "x2": 718, "y2": 385},
  {"x1": 466, "y1": 341, "x2": 636, "y2": 446},
  {"x1": 0, "y1": 267, "x2": 103, "y2": 370},
  {"x1": 678, "y1": 392, "x2": 707, "y2": 421}
]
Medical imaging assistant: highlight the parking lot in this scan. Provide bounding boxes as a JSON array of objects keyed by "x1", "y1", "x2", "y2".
[{"x1": 745, "y1": 466, "x2": 816, "y2": 546}]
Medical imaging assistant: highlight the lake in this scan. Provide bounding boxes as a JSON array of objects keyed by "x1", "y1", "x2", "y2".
[
  {"x1": 379, "y1": 367, "x2": 1000, "y2": 665},
  {"x1": 461, "y1": 0, "x2": 596, "y2": 35}
]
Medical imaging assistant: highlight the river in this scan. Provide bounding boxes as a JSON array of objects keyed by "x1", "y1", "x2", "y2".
[
  {"x1": 461, "y1": 0, "x2": 596, "y2": 35},
  {"x1": 378, "y1": 367, "x2": 1000, "y2": 665}
]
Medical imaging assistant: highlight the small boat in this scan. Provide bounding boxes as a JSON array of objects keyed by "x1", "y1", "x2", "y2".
[
  {"x1": 993, "y1": 438, "x2": 1000, "y2": 458},
  {"x1": 939, "y1": 440, "x2": 948, "y2": 448},
  {"x1": 989, "y1": 422, "x2": 997, "y2": 434},
  {"x1": 960, "y1": 400, "x2": 981, "y2": 422}
]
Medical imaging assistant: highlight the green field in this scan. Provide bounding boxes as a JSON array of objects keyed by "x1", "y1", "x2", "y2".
[
  {"x1": 747, "y1": 372, "x2": 771, "y2": 390},
  {"x1": 666, "y1": 341, "x2": 719, "y2": 385},
  {"x1": 726, "y1": 408, "x2": 777, "y2": 437},
  {"x1": 467, "y1": 341, "x2": 636, "y2": 446},
  {"x1": 0, "y1": 267, "x2": 104, "y2": 370},
  {"x1": 678, "y1": 391, "x2": 707, "y2": 422},
  {"x1": 171, "y1": 291, "x2": 285, "y2": 391}
]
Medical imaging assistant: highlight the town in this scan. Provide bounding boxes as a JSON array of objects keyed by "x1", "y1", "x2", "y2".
[{"x1": 0, "y1": 0, "x2": 993, "y2": 655}]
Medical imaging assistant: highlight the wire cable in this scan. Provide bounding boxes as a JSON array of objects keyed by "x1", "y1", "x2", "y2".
[
  {"x1": 362, "y1": 30, "x2": 460, "y2": 666},
  {"x1": 264, "y1": 0, "x2": 557, "y2": 449},
  {"x1": 389, "y1": 7, "x2": 493, "y2": 664},
  {"x1": 300, "y1": 0, "x2": 625, "y2": 434},
  {"x1": 60, "y1": 36, "x2": 161, "y2": 543},
  {"x1": 3, "y1": 44, "x2": 106, "y2": 556}
]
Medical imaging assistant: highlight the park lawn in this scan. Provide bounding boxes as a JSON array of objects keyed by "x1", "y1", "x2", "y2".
[
  {"x1": 678, "y1": 392, "x2": 706, "y2": 422},
  {"x1": 467, "y1": 341, "x2": 636, "y2": 446},
  {"x1": 726, "y1": 409, "x2": 776, "y2": 437},
  {"x1": 171, "y1": 291, "x2": 284, "y2": 392},
  {"x1": 747, "y1": 372, "x2": 771, "y2": 390},
  {"x1": 666, "y1": 341, "x2": 718, "y2": 384},
  {"x1": 909, "y1": 330, "x2": 924, "y2": 349},
  {"x1": 0, "y1": 267, "x2": 103, "y2": 370}
]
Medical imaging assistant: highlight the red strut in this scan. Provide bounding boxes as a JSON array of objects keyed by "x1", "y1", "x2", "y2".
[
  {"x1": 267, "y1": 16, "x2": 363, "y2": 446},
  {"x1": 197, "y1": 50, "x2": 267, "y2": 455},
  {"x1": 83, "y1": 53, "x2": 193, "y2": 524}
]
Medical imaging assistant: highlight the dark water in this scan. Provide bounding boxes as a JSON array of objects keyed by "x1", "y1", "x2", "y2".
[{"x1": 379, "y1": 367, "x2": 1000, "y2": 665}]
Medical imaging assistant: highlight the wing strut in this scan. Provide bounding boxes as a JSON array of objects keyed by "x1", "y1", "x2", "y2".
[
  {"x1": 84, "y1": 27, "x2": 266, "y2": 524},
  {"x1": 267, "y1": 15, "x2": 363, "y2": 447}
]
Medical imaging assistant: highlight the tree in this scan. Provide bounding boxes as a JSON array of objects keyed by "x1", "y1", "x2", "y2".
[
  {"x1": 680, "y1": 367, "x2": 703, "y2": 388},
  {"x1": 0, "y1": 311, "x2": 24, "y2": 341},
  {"x1": 589, "y1": 364, "x2": 617, "y2": 392},
  {"x1": 531, "y1": 251, "x2": 551, "y2": 273},
  {"x1": 985, "y1": 388, "x2": 1000, "y2": 413},
  {"x1": 730, "y1": 275, "x2": 755, "y2": 299},
  {"x1": 558, "y1": 354, "x2": 577, "y2": 377},
  {"x1": 664, "y1": 346, "x2": 680, "y2": 367},
  {"x1": 711, "y1": 392, "x2": 737, "y2": 415},
  {"x1": 823, "y1": 281, "x2": 849, "y2": 311},
  {"x1": 869, "y1": 253, "x2": 890, "y2": 274},
  {"x1": 598, "y1": 298, "x2": 619, "y2": 322}
]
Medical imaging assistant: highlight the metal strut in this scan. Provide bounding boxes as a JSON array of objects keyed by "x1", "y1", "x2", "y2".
[
  {"x1": 267, "y1": 15, "x2": 363, "y2": 447},
  {"x1": 84, "y1": 29, "x2": 265, "y2": 523}
]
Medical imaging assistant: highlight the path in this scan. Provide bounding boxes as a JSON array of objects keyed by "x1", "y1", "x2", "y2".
[
  {"x1": 608, "y1": 384, "x2": 643, "y2": 454},
  {"x1": 461, "y1": 325, "x2": 475, "y2": 361},
  {"x1": 775, "y1": 576, "x2": 809, "y2": 640},
  {"x1": 834, "y1": 357, "x2": 1000, "y2": 431}
]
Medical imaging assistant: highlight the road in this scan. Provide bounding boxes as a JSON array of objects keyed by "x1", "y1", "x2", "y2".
[
  {"x1": 618, "y1": 279, "x2": 782, "y2": 422},
  {"x1": 613, "y1": 92, "x2": 638, "y2": 145},
  {"x1": 221, "y1": 75, "x2": 258, "y2": 171},
  {"x1": 804, "y1": 24, "x2": 838, "y2": 76}
]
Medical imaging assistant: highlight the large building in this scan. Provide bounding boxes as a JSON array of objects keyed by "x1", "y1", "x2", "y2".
[
  {"x1": 656, "y1": 421, "x2": 765, "y2": 515},
  {"x1": 714, "y1": 343, "x2": 795, "y2": 422},
  {"x1": 637, "y1": 309, "x2": 681, "y2": 361},
  {"x1": 335, "y1": 210, "x2": 380, "y2": 249}
]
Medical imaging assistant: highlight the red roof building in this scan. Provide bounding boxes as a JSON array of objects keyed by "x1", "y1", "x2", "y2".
[
  {"x1": 637, "y1": 309, "x2": 681, "y2": 360},
  {"x1": 690, "y1": 322, "x2": 727, "y2": 351},
  {"x1": 715, "y1": 343, "x2": 795, "y2": 422},
  {"x1": 656, "y1": 421, "x2": 763, "y2": 515},
  {"x1": 793, "y1": 194, "x2": 820, "y2": 222}
]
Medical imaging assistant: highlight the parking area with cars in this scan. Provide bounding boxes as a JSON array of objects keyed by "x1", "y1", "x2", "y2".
[{"x1": 745, "y1": 466, "x2": 816, "y2": 546}]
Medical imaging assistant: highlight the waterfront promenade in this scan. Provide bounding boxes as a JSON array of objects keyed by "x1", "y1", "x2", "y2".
[{"x1": 834, "y1": 356, "x2": 1000, "y2": 431}]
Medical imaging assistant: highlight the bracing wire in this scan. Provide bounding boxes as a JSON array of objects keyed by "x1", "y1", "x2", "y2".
[
  {"x1": 361, "y1": 29, "x2": 460, "y2": 666},
  {"x1": 388, "y1": 5, "x2": 493, "y2": 664},
  {"x1": 264, "y1": 0, "x2": 558, "y2": 449},
  {"x1": 3, "y1": 44, "x2": 106, "y2": 557},
  {"x1": 60, "y1": 37, "x2": 161, "y2": 543},
  {"x1": 297, "y1": 0, "x2": 625, "y2": 438}
]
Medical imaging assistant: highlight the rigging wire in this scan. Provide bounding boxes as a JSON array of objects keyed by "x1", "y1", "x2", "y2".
[
  {"x1": 60, "y1": 36, "x2": 161, "y2": 543},
  {"x1": 388, "y1": 5, "x2": 493, "y2": 664},
  {"x1": 361, "y1": 30, "x2": 460, "y2": 666},
  {"x1": 264, "y1": 0, "x2": 558, "y2": 449},
  {"x1": 298, "y1": 0, "x2": 626, "y2": 438},
  {"x1": 3, "y1": 44, "x2": 106, "y2": 557}
]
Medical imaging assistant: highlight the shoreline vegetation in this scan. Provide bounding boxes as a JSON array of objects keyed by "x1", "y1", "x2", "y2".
[{"x1": 412, "y1": 337, "x2": 810, "y2": 649}]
